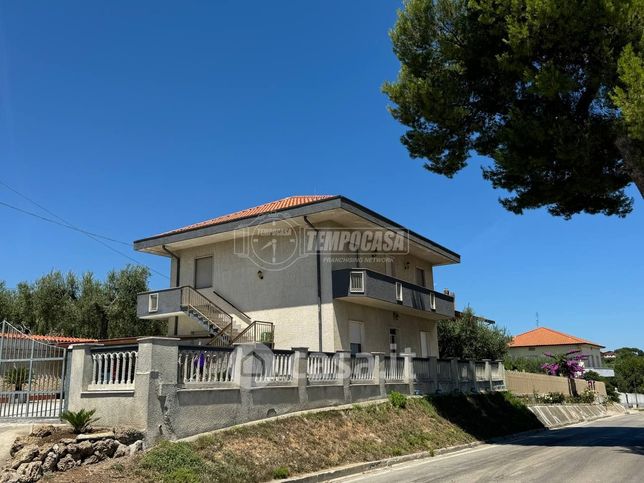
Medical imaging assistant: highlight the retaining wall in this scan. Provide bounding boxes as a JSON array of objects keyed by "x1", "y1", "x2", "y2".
[
  {"x1": 528, "y1": 403, "x2": 625, "y2": 428},
  {"x1": 506, "y1": 370, "x2": 606, "y2": 397}
]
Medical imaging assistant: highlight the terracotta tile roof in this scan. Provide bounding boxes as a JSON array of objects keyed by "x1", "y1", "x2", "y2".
[
  {"x1": 160, "y1": 195, "x2": 336, "y2": 236},
  {"x1": 1, "y1": 333, "x2": 97, "y2": 344},
  {"x1": 508, "y1": 327, "x2": 603, "y2": 348}
]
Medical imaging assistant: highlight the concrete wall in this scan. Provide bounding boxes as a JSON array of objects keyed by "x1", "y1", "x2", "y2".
[
  {"x1": 67, "y1": 339, "x2": 505, "y2": 442},
  {"x1": 506, "y1": 370, "x2": 606, "y2": 397},
  {"x1": 528, "y1": 403, "x2": 622, "y2": 428},
  {"x1": 507, "y1": 344, "x2": 603, "y2": 368}
]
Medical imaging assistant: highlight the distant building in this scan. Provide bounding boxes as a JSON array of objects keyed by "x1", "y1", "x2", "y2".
[{"x1": 507, "y1": 327, "x2": 606, "y2": 370}]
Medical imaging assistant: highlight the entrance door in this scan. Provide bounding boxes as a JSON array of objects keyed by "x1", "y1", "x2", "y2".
[
  {"x1": 349, "y1": 321, "x2": 364, "y2": 354},
  {"x1": 420, "y1": 331, "x2": 430, "y2": 357}
]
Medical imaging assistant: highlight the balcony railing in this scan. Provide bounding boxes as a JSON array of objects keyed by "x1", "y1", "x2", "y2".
[{"x1": 332, "y1": 268, "x2": 455, "y2": 318}]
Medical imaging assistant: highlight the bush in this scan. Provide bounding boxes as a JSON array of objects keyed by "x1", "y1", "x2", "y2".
[
  {"x1": 503, "y1": 356, "x2": 550, "y2": 374},
  {"x1": 139, "y1": 441, "x2": 204, "y2": 475},
  {"x1": 272, "y1": 466, "x2": 290, "y2": 479},
  {"x1": 567, "y1": 389, "x2": 596, "y2": 404},
  {"x1": 535, "y1": 392, "x2": 566, "y2": 404},
  {"x1": 389, "y1": 391, "x2": 407, "y2": 409},
  {"x1": 3, "y1": 367, "x2": 32, "y2": 391},
  {"x1": 60, "y1": 408, "x2": 100, "y2": 434}
]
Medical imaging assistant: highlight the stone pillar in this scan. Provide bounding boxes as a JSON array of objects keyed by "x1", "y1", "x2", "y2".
[
  {"x1": 469, "y1": 360, "x2": 478, "y2": 393},
  {"x1": 135, "y1": 337, "x2": 180, "y2": 443},
  {"x1": 450, "y1": 357, "x2": 460, "y2": 393},
  {"x1": 66, "y1": 343, "x2": 103, "y2": 411},
  {"x1": 292, "y1": 347, "x2": 309, "y2": 404},
  {"x1": 338, "y1": 351, "x2": 352, "y2": 403},
  {"x1": 402, "y1": 352, "x2": 415, "y2": 395},
  {"x1": 372, "y1": 352, "x2": 386, "y2": 398},
  {"x1": 483, "y1": 359, "x2": 492, "y2": 392},
  {"x1": 496, "y1": 359, "x2": 506, "y2": 390}
]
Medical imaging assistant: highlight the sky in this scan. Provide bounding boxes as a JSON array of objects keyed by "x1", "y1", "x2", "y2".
[{"x1": 0, "y1": 1, "x2": 642, "y2": 350}]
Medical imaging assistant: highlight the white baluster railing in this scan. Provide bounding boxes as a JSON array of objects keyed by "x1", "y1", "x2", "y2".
[
  {"x1": 254, "y1": 352, "x2": 294, "y2": 384},
  {"x1": 179, "y1": 349, "x2": 235, "y2": 384},
  {"x1": 384, "y1": 356, "x2": 405, "y2": 382},
  {"x1": 475, "y1": 362, "x2": 487, "y2": 381},
  {"x1": 412, "y1": 358, "x2": 431, "y2": 382},
  {"x1": 89, "y1": 349, "x2": 137, "y2": 390},
  {"x1": 350, "y1": 355, "x2": 374, "y2": 382},
  {"x1": 307, "y1": 353, "x2": 339, "y2": 383}
]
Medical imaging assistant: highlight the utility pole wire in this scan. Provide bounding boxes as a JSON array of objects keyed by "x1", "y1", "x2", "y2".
[
  {"x1": 0, "y1": 180, "x2": 169, "y2": 280},
  {"x1": 0, "y1": 200, "x2": 130, "y2": 246}
]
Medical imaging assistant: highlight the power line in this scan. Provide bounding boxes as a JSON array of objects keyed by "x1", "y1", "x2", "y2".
[
  {"x1": 0, "y1": 181, "x2": 169, "y2": 280},
  {"x1": 0, "y1": 179, "x2": 130, "y2": 245},
  {"x1": 0, "y1": 200, "x2": 130, "y2": 246}
]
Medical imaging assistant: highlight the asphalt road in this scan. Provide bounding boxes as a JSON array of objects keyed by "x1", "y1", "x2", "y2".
[{"x1": 335, "y1": 413, "x2": 644, "y2": 483}]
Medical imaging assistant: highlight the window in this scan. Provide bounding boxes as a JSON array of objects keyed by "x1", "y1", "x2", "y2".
[
  {"x1": 350, "y1": 271, "x2": 365, "y2": 293},
  {"x1": 429, "y1": 292, "x2": 436, "y2": 310},
  {"x1": 395, "y1": 282, "x2": 403, "y2": 302},
  {"x1": 528, "y1": 347, "x2": 536, "y2": 351},
  {"x1": 194, "y1": 256, "x2": 213, "y2": 289},
  {"x1": 389, "y1": 328, "x2": 399, "y2": 353},
  {"x1": 415, "y1": 267, "x2": 426, "y2": 287},
  {"x1": 148, "y1": 293, "x2": 159, "y2": 313},
  {"x1": 350, "y1": 321, "x2": 364, "y2": 354},
  {"x1": 420, "y1": 331, "x2": 430, "y2": 357}
]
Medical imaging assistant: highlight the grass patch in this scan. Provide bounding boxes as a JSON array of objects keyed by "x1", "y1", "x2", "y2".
[{"x1": 131, "y1": 392, "x2": 543, "y2": 482}]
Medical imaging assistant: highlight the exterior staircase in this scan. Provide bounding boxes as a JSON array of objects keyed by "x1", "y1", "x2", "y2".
[{"x1": 179, "y1": 286, "x2": 273, "y2": 347}]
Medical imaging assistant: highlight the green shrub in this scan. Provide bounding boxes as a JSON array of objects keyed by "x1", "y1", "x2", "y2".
[
  {"x1": 59, "y1": 408, "x2": 100, "y2": 434},
  {"x1": 535, "y1": 392, "x2": 566, "y2": 404},
  {"x1": 567, "y1": 389, "x2": 596, "y2": 404},
  {"x1": 503, "y1": 356, "x2": 550, "y2": 374},
  {"x1": 3, "y1": 367, "x2": 31, "y2": 391},
  {"x1": 272, "y1": 466, "x2": 290, "y2": 479},
  {"x1": 389, "y1": 391, "x2": 407, "y2": 409},
  {"x1": 139, "y1": 441, "x2": 204, "y2": 475},
  {"x1": 164, "y1": 468, "x2": 201, "y2": 483}
]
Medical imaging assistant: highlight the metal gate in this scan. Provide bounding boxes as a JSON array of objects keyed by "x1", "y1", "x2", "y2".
[{"x1": 0, "y1": 320, "x2": 67, "y2": 419}]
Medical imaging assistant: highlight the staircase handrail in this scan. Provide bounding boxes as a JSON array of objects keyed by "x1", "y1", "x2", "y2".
[
  {"x1": 180, "y1": 286, "x2": 233, "y2": 331},
  {"x1": 231, "y1": 321, "x2": 275, "y2": 345}
]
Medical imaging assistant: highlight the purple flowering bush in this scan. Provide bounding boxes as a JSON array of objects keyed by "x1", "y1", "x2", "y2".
[
  {"x1": 541, "y1": 350, "x2": 587, "y2": 378},
  {"x1": 541, "y1": 350, "x2": 587, "y2": 397}
]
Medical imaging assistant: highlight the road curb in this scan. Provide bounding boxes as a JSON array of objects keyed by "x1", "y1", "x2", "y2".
[{"x1": 279, "y1": 441, "x2": 483, "y2": 483}]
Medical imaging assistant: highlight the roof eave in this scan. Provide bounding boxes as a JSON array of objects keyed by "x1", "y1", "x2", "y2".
[{"x1": 133, "y1": 195, "x2": 460, "y2": 264}]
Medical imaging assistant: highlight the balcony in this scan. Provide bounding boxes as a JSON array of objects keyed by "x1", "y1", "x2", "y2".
[{"x1": 332, "y1": 268, "x2": 455, "y2": 319}]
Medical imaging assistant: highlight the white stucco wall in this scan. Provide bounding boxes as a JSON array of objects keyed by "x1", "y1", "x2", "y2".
[{"x1": 164, "y1": 226, "x2": 443, "y2": 355}]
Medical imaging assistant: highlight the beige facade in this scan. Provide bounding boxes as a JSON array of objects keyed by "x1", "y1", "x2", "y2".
[
  {"x1": 508, "y1": 344, "x2": 603, "y2": 369},
  {"x1": 164, "y1": 232, "x2": 443, "y2": 356},
  {"x1": 135, "y1": 196, "x2": 459, "y2": 357}
]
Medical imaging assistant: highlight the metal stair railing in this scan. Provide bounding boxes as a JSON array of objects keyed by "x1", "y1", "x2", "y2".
[
  {"x1": 230, "y1": 321, "x2": 274, "y2": 346},
  {"x1": 180, "y1": 287, "x2": 234, "y2": 343}
]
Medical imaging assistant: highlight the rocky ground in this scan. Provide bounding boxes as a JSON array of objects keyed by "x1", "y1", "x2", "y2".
[{"x1": 1, "y1": 425, "x2": 144, "y2": 483}]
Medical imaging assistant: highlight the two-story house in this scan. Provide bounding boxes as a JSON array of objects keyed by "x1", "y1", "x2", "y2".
[{"x1": 134, "y1": 195, "x2": 459, "y2": 356}]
